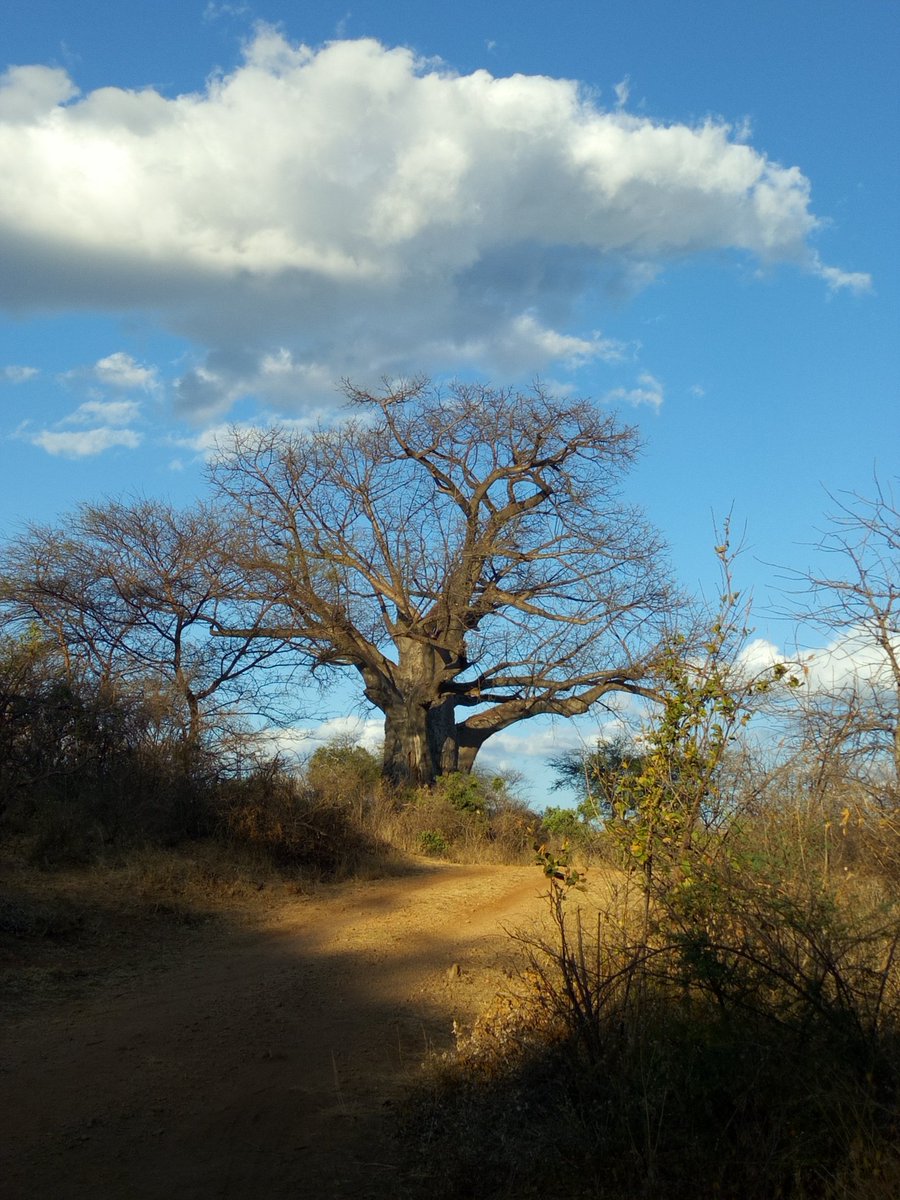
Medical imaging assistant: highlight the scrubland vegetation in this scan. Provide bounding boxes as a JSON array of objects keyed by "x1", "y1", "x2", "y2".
[
  {"x1": 0, "y1": 636, "x2": 541, "y2": 881},
  {"x1": 2, "y1": 552, "x2": 897, "y2": 1200},
  {"x1": 412, "y1": 847, "x2": 898, "y2": 1199},
  {"x1": 0, "y1": 384, "x2": 897, "y2": 1198},
  {"x1": 405, "y1": 538, "x2": 900, "y2": 1200},
  {"x1": 408, "y1": 794, "x2": 899, "y2": 1200}
]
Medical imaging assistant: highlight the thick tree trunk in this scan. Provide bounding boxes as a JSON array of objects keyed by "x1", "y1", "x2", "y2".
[
  {"x1": 363, "y1": 636, "x2": 471, "y2": 786},
  {"x1": 382, "y1": 697, "x2": 432, "y2": 787},
  {"x1": 381, "y1": 698, "x2": 463, "y2": 787}
]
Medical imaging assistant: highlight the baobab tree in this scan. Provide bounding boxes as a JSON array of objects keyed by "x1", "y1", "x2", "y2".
[{"x1": 210, "y1": 379, "x2": 675, "y2": 785}]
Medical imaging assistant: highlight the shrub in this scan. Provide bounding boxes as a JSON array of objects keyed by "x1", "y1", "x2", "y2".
[
  {"x1": 219, "y1": 757, "x2": 395, "y2": 880},
  {"x1": 418, "y1": 830, "x2": 448, "y2": 857},
  {"x1": 407, "y1": 860, "x2": 900, "y2": 1199},
  {"x1": 305, "y1": 739, "x2": 382, "y2": 812},
  {"x1": 0, "y1": 635, "x2": 221, "y2": 862},
  {"x1": 402, "y1": 549, "x2": 900, "y2": 1199},
  {"x1": 384, "y1": 772, "x2": 540, "y2": 863}
]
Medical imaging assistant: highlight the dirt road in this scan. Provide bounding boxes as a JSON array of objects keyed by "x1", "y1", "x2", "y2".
[{"x1": 1, "y1": 862, "x2": 549, "y2": 1199}]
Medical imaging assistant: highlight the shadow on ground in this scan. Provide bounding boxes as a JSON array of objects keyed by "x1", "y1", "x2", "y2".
[{"x1": 0, "y1": 860, "x2": 546, "y2": 1199}]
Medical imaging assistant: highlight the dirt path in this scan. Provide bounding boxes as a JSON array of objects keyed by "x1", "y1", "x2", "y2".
[{"x1": 1, "y1": 862, "x2": 549, "y2": 1199}]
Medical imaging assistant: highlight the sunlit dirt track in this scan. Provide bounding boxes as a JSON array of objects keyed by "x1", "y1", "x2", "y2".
[{"x1": 1, "y1": 863, "x2": 549, "y2": 1199}]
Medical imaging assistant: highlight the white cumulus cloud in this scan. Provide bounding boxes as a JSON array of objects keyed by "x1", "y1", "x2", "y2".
[
  {"x1": 0, "y1": 30, "x2": 869, "y2": 417},
  {"x1": 800, "y1": 627, "x2": 900, "y2": 693},
  {"x1": 738, "y1": 637, "x2": 784, "y2": 671},
  {"x1": 738, "y1": 629, "x2": 900, "y2": 695},
  {"x1": 59, "y1": 351, "x2": 160, "y2": 395},
  {"x1": 92, "y1": 351, "x2": 159, "y2": 391},
  {"x1": 0, "y1": 65, "x2": 78, "y2": 123}
]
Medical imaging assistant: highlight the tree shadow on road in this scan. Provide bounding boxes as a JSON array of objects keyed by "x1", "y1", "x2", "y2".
[{"x1": 0, "y1": 858, "x2": 544, "y2": 1200}]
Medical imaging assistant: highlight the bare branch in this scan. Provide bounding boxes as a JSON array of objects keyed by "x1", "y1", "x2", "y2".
[{"x1": 209, "y1": 379, "x2": 677, "y2": 785}]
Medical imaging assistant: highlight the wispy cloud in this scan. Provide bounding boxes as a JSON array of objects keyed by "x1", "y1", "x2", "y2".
[
  {"x1": 252, "y1": 716, "x2": 384, "y2": 762},
  {"x1": 202, "y1": 2, "x2": 252, "y2": 22},
  {"x1": 2, "y1": 364, "x2": 39, "y2": 383},
  {"x1": 19, "y1": 351, "x2": 150, "y2": 457},
  {"x1": 26, "y1": 426, "x2": 142, "y2": 458},
  {"x1": 61, "y1": 398, "x2": 141, "y2": 426},
  {"x1": 604, "y1": 372, "x2": 664, "y2": 409},
  {"x1": 169, "y1": 405, "x2": 326, "y2": 464},
  {"x1": 814, "y1": 259, "x2": 873, "y2": 294}
]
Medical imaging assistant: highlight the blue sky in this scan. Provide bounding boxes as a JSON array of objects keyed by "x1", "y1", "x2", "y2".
[{"x1": 1, "y1": 1, "x2": 896, "y2": 793}]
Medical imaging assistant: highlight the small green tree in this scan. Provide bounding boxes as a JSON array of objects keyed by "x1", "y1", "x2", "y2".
[
  {"x1": 549, "y1": 734, "x2": 647, "y2": 830},
  {"x1": 541, "y1": 805, "x2": 585, "y2": 843},
  {"x1": 305, "y1": 738, "x2": 382, "y2": 799},
  {"x1": 612, "y1": 536, "x2": 797, "y2": 903}
]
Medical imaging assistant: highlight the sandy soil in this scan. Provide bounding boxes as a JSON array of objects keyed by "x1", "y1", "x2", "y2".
[{"x1": 0, "y1": 861, "x2": 550, "y2": 1199}]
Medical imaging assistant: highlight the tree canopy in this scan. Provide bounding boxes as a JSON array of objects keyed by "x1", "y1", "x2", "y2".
[
  {"x1": 210, "y1": 378, "x2": 675, "y2": 785},
  {"x1": 0, "y1": 498, "x2": 286, "y2": 742}
]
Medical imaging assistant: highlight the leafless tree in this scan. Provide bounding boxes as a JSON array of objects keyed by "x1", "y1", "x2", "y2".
[
  {"x1": 791, "y1": 479, "x2": 900, "y2": 788},
  {"x1": 210, "y1": 379, "x2": 676, "y2": 786},
  {"x1": 0, "y1": 498, "x2": 288, "y2": 744}
]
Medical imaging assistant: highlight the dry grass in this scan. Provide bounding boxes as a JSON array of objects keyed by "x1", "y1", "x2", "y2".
[
  {"x1": 378, "y1": 792, "x2": 541, "y2": 864},
  {"x1": 402, "y1": 842, "x2": 900, "y2": 1200},
  {"x1": 0, "y1": 839, "x2": 312, "y2": 1019}
]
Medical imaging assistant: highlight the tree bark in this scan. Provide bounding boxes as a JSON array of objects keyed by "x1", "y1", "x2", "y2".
[
  {"x1": 185, "y1": 692, "x2": 201, "y2": 746},
  {"x1": 381, "y1": 700, "x2": 464, "y2": 786},
  {"x1": 382, "y1": 696, "x2": 433, "y2": 787},
  {"x1": 427, "y1": 697, "x2": 459, "y2": 776},
  {"x1": 362, "y1": 639, "x2": 461, "y2": 787},
  {"x1": 456, "y1": 723, "x2": 490, "y2": 775}
]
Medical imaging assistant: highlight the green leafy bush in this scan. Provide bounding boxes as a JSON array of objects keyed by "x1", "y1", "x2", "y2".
[
  {"x1": 418, "y1": 830, "x2": 448, "y2": 857},
  {"x1": 540, "y1": 805, "x2": 583, "y2": 842},
  {"x1": 305, "y1": 740, "x2": 381, "y2": 806}
]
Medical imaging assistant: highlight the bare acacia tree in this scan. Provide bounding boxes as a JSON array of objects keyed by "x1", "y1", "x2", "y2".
[
  {"x1": 210, "y1": 379, "x2": 675, "y2": 786},
  {"x1": 0, "y1": 498, "x2": 288, "y2": 744},
  {"x1": 791, "y1": 479, "x2": 900, "y2": 787}
]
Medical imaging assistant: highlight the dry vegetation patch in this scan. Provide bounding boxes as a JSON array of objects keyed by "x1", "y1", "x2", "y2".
[
  {"x1": 403, "y1": 854, "x2": 900, "y2": 1200},
  {"x1": 0, "y1": 841, "x2": 308, "y2": 1019}
]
